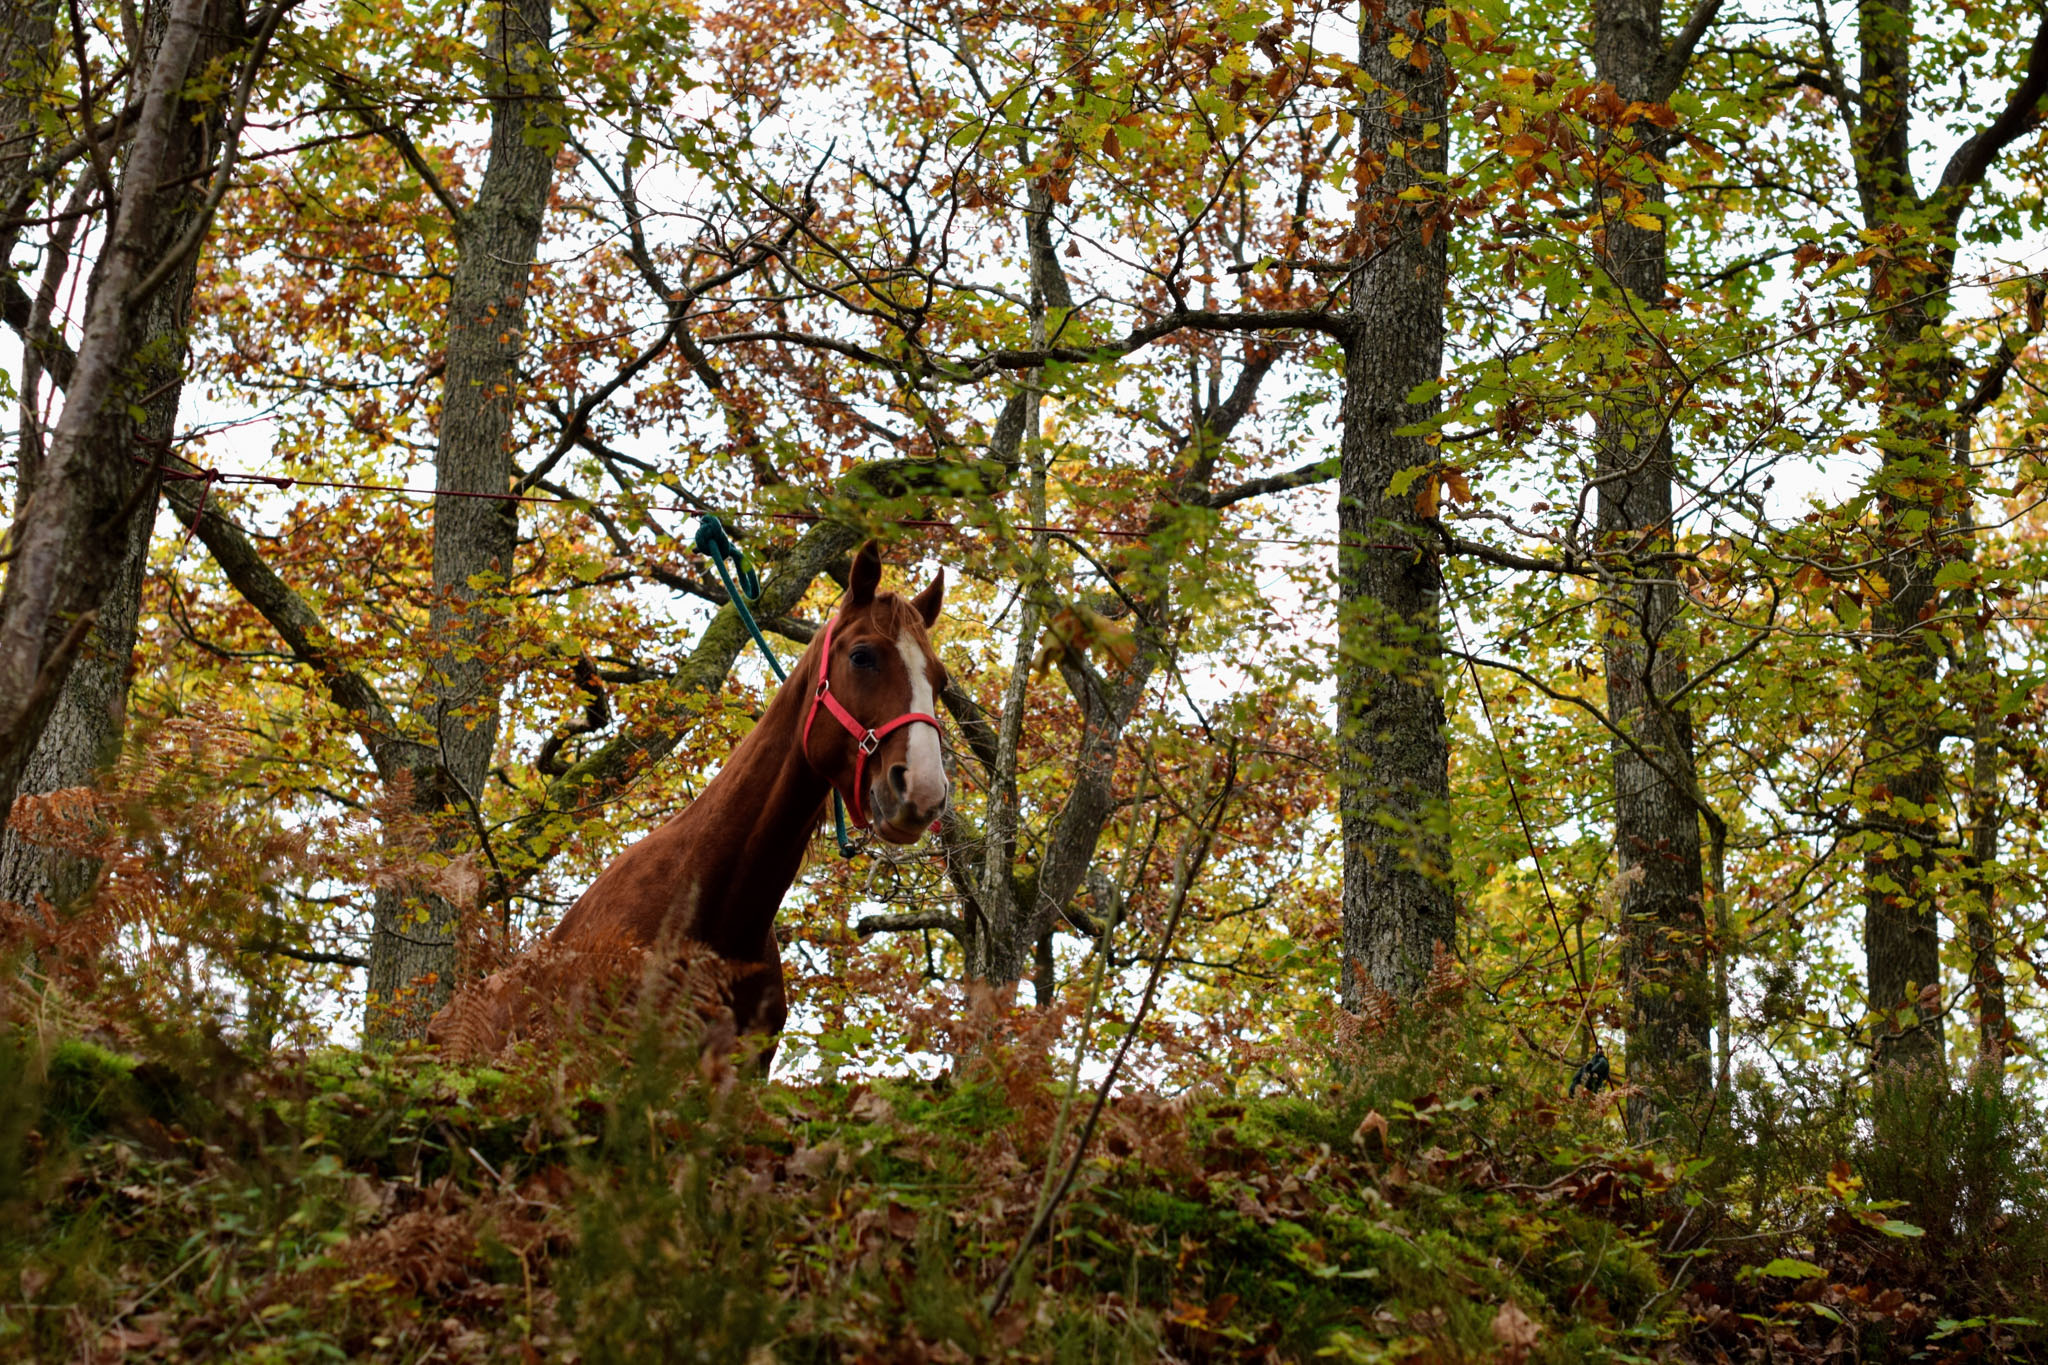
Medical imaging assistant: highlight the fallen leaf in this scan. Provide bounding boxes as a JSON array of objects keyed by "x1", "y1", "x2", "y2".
[
  {"x1": 1354, "y1": 1109, "x2": 1391, "y2": 1155},
  {"x1": 849, "y1": 1089, "x2": 896, "y2": 1125},
  {"x1": 1492, "y1": 1300, "x2": 1541, "y2": 1363}
]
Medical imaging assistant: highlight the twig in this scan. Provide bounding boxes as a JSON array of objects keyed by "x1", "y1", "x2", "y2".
[
  {"x1": 986, "y1": 746, "x2": 1235, "y2": 1314},
  {"x1": 239, "y1": 937, "x2": 368, "y2": 969}
]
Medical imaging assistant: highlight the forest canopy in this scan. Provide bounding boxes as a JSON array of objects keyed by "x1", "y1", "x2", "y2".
[{"x1": 6, "y1": 0, "x2": 2048, "y2": 1355}]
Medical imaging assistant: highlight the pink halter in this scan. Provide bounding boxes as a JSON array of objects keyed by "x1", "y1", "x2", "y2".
[{"x1": 800, "y1": 615, "x2": 942, "y2": 830}]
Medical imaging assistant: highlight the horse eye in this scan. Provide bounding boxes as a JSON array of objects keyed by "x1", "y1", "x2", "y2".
[{"x1": 849, "y1": 645, "x2": 879, "y2": 671}]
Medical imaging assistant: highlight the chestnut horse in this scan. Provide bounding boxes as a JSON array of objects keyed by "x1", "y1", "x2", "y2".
[{"x1": 429, "y1": 542, "x2": 948, "y2": 1065}]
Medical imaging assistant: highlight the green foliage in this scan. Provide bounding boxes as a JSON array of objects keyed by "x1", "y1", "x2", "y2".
[
  {"x1": 1857, "y1": 1064, "x2": 2048, "y2": 1293},
  {"x1": 5, "y1": 1001, "x2": 2040, "y2": 1362},
  {"x1": 559, "y1": 1030, "x2": 792, "y2": 1362}
]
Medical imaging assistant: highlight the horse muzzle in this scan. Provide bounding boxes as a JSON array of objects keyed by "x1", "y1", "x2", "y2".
[{"x1": 871, "y1": 761, "x2": 946, "y2": 842}]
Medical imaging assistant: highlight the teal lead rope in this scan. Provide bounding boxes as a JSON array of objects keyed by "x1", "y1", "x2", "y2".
[{"x1": 691, "y1": 514, "x2": 862, "y2": 858}]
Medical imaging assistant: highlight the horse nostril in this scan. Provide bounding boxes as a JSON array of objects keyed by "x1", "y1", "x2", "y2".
[{"x1": 889, "y1": 764, "x2": 910, "y2": 798}]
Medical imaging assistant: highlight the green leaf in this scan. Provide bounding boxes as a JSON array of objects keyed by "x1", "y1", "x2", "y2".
[
  {"x1": 1757, "y1": 1258, "x2": 1827, "y2": 1279},
  {"x1": 1387, "y1": 464, "x2": 1430, "y2": 497}
]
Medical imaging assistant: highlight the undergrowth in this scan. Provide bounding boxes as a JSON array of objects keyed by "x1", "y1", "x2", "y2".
[{"x1": 1, "y1": 1000, "x2": 2044, "y2": 1363}]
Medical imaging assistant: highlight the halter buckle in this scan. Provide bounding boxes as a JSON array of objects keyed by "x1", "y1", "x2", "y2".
[{"x1": 859, "y1": 731, "x2": 880, "y2": 756}]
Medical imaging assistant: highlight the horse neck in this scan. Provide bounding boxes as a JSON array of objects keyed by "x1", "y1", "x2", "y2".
[{"x1": 678, "y1": 637, "x2": 834, "y2": 952}]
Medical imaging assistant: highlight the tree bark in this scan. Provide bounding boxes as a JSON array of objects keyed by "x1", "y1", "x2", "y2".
[
  {"x1": 363, "y1": 0, "x2": 558, "y2": 1041},
  {"x1": 963, "y1": 179, "x2": 1074, "y2": 989},
  {"x1": 431, "y1": 0, "x2": 556, "y2": 802},
  {"x1": 0, "y1": 0, "x2": 58, "y2": 258},
  {"x1": 0, "y1": 482, "x2": 151, "y2": 916},
  {"x1": 1838, "y1": 2, "x2": 2047, "y2": 1091},
  {"x1": 1335, "y1": 0, "x2": 1456, "y2": 1004},
  {"x1": 1, "y1": 0, "x2": 80, "y2": 917},
  {"x1": 0, "y1": 0, "x2": 229, "y2": 825},
  {"x1": 967, "y1": 227, "x2": 1050, "y2": 986},
  {"x1": 0, "y1": 0, "x2": 240, "y2": 864},
  {"x1": 1852, "y1": 0, "x2": 1947, "y2": 1077},
  {"x1": 1858, "y1": 238, "x2": 1947, "y2": 1074},
  {"x1": 1957, "y1": 480, "x2": 2006, "y2": 1071},
  {"x1": 1592, "y1": 0, "x2": 1714, "y2": 1132}
]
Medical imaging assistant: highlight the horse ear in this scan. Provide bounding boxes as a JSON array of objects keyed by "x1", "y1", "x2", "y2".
[
  {"x1": 846, "y1": 541, "x2": 882, "y2": 608},
  {"x1": 911, "y1": 569, "x2": 944, "y2": 627}
]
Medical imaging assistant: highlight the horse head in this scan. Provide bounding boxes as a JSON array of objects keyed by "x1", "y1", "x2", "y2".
[{"x1": 802, "y1": 542, "x2": 949, "y2": 844}]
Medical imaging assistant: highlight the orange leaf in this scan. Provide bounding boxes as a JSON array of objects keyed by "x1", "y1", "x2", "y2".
[{"x1": 1413, "y1": 474, "x2": 1440, "y2": 518}]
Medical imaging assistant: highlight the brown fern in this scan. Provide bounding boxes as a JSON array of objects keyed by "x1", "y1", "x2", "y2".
[
  {"x1": 1424, "y1": 941, "x2": 1469, "y2": 1007},
  {"x1": 428, "y1": 936, "x2": 756, "y2": 1072}
]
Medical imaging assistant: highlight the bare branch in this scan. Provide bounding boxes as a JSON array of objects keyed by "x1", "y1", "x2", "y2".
[
  {"x1": 1935, "y1": 14, "x2": 2048, "y2": 222},
  {"x1": 856, "y1": 910, "x2": 963, "y2": 937},
  {"x1": 1955, "y1": 283, "x2": 2046, "y2": 424},
  {"x1": 1656, "y1": 0, "x2": 1728, "y2": 99},
  {"x1": 1206, "y1": 456, "x2": 1335, "y2": 508},
  {"x1": 241, "y1": 937, "x2": 368, "y2": 969}
]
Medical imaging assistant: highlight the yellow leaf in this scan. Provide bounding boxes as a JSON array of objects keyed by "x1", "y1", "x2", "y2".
[{"x1": 1625, "y1": 212, "x2": 1662, "y2": 231}]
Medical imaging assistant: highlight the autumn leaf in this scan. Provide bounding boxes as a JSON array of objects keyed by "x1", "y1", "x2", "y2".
[{"x1": 1492, "y1": 1300, "x2": 1542, "y2": 1363}]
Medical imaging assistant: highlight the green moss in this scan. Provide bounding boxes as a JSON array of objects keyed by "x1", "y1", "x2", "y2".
[{"x1": 43, "y1": 1038, "x2": 140, "y2": 1139}]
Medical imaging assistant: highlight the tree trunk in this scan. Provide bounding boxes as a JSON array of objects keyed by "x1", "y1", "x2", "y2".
[
  {"x1": 1833, "y1": 0, "x2": 2048, "y2": 1103},
  {"x1": 0, "y1": 0, "x2": 237, "y2": 879},
  {"x1": 967, "y1": 181, "x2": 1060, "y2": 988},
  {"x1": 0, "y1": 0, "x2": 58, "y2": 256},
  {"x1": 1854, "y1": 0, "x2": 1947, "y2": 1077},
  {"x1": 0, "y1": 0, "x2": 233, "y2": 825},
  {"x1": 1032, "y1": 929, "x2": 1055, "y2": 1007},
  {"x1": 0, "y1": 0, "x2": 79, "y2": 916},
  {"x1": 1957, "y1": 478, "x2": 2006, "y2": 1071},
  {"x1": 1859, "y1": 312, "x2": 1948, "y2": 1075},
  {"x1": 1336, "y1": 0, "x2": 1455, "y2": 1004},
  {"x1": 1592, "y1": 0, "x2": 1713, "y2": 1132},
  {"x1": 0, "y1": 491, "x2": 151, "y2": 916},
  {"x1": 431, "y1": 0, "x2": 556, "y2": 803},
  {"x1": 363, "y1": 0, "x2": 557, "y2": 1042}
]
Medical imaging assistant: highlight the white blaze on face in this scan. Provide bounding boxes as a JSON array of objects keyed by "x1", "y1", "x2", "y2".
[{"x1": 895, "y1": 625, "x2": 947, "y2": 815}]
